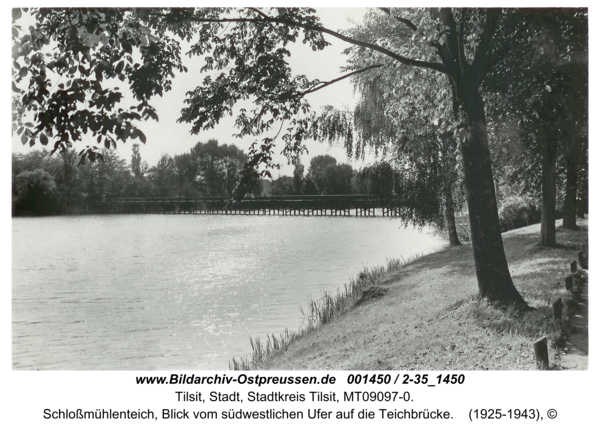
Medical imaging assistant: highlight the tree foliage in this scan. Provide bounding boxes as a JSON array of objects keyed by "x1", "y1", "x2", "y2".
[
  {"x1": 12, "y1": 140, "x2": 257, "y2": 214},
  {"x1": 12, "y1": 8, "x2": 192, "y2": 161},
  {"x1": 483, "y1": 8, "x2": 588, "y2": 241},
  {"x1": 13, "y1": 168, "x2": 58, "y2": 215},
  {"x1": 191, "y1": 140, "x2": 248, "y2": 196}
]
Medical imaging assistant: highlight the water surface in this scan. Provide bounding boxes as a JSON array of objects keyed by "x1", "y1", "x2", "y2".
[{"x1": 12, "y1": 214, "x2": 444, "y2": 370}]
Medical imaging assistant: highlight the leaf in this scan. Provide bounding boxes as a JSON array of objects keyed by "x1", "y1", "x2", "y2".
[
  {"x1": 21, "y1": 133, "x2": 27, "y2": 145},
  {"x1": 138, "y1": 130, "x2": 146, "y2": 143},
  {"x1": 39, "y1": 133, "x2": 48, "y2": 145},
  {"x1": 545, "y1": 85, "x2": 552, "y2": 92},
  {"x1": 12, "y1": 8, "x2": 21, "y2": 21}
]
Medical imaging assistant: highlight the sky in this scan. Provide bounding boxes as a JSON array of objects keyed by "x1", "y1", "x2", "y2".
[{"x1": 10, "y1": 7, "x2": 373, "y2": 178}]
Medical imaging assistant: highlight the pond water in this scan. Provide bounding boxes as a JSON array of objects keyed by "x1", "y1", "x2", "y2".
[{"x1": 12, "y1": 214, "x2": 445, "y2": 370}]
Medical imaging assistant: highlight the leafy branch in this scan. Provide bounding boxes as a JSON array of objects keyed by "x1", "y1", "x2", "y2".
[
  {"x1": 179, "y1": 8, "x2": 449, "y2": 75},
  {"x1": 299, "y1": 64, "x2": 383, "y2": 96}
]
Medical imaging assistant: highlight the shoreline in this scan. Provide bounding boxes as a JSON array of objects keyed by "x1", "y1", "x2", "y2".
[{"x1": 238, "y1": 219, "x2": 588, "y2": 371}]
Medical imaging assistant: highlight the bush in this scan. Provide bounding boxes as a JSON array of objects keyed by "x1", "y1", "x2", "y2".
[{"x1": 498, "y1": 195, "x2": 540, "y2": 232}]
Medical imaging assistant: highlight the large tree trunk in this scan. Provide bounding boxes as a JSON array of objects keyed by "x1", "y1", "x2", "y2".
[
  {"x1": 563, "y1": 149, "x2": 578, "y2": 230},
  {"x1": 457, "y1": 80, "x2": 528, "y2": 308},
  {"x1": 443, "y1": 182, "x2": 461, "y2": 246},
  {"x1": 577, "y1": 174, "x2": 588, "y2": 218},
  {"x1": 540, "y1": 134, "x2": 557, "y2": 246}
]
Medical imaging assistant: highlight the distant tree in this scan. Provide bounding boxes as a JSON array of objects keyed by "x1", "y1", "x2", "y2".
[
  {"x1": 78, "y1": 148, "x2": 130, "y2": 209},
  {"x1": 271, "y1": 175, "x2": 294, "y2": 195},
  {"x1": 130, "y1": 143, "x2": 148, "y2": 180},
  {"x1": 257, "y1": 178, "x2": 273, "y2": 196},
  {"x1": 57, "y1": 149, "x2": 79, "y2": 211},
  {"x1": 323, "y1": 163, "x2": 355, "y2": 195},
  {"x1": 128, "y1": 143, "x2": 150, "y2": 196},
  {"x1": 307, "y1": 155, "x2": 337, "y2": 193},
  {"x1": 13, "y1": 168, "x2": 58, "y2": 215},
  {"x1": 12, "y1": 149, "x2": 61, "y2": 178},
  {"x1": 12, "y1": 150, "x2": 81, "y2": 213},
  {"x1": 302, "y1": 176, "x2": 318, "y2": 195},
  {"x1": 190, "y1": 140, "x2": 247, "y2": 196},
  {"x1": 148, "y1": 154, "x2": 176, "y2": 196},
  {"x1": 292, "y1": 162, "x2": 304, "y2": 195},
  {"x1": 172, "y1": 153, "x2": 198, "y2": 197}
]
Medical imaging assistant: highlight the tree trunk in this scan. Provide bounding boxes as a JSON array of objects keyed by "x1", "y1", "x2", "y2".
[
  {"x1": 577, "y1": 174, "x2": 588, "y2": 218},
  {"x1": 563, "y1": 149, "x2": 578, "y2": 230},
  {"x1": 457, "y1": 79, "x2": 528, "y2": 308},
  {"x1": 443, "y1": 182, "x2": 461, "y2": 246},
  {"x1": 540, "y1": 134, "x2": 557, "y2": 246}
]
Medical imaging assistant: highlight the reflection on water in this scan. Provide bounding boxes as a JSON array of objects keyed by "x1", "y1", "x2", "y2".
[{"x1": 12, "y1": 214, "x2": 444, "y2": 370}]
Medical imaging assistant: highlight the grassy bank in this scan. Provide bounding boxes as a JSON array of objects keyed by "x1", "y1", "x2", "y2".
[
  {"x1": 229, "y1": 257, "x2": 413, "y2": 370},
  {"x1": 232, "y1": 219, "x2": 587, "y2": 371}
]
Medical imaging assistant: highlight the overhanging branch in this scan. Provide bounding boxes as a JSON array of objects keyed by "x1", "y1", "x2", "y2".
[
  {"x1": 299, "y1": 64, "x2": 383, "y2": 96},
  {"x1": 182, "y1": 8, "x2": 449, "y2": 75}
]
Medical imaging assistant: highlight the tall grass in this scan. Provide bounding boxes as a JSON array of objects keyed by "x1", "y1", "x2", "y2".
[{"x1": 229, "y1": 256, "x2": 417, "y2": 370}]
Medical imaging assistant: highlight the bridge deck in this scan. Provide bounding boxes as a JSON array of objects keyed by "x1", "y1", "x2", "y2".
[{"x1": 104, "y1": 195, "x2": 401, "y2": 217}]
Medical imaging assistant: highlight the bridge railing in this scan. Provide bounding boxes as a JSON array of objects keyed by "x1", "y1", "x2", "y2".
[{"x1": 104, "y1": 194, "x2": 401, "y2": 214}]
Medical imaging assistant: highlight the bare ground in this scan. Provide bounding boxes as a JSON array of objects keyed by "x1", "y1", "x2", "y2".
[{"x1": 259, "y1": 219, "x2": 588, "y2": 371}]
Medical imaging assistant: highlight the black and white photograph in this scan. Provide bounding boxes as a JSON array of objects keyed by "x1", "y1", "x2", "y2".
[{"x1": 7, "y1": 3, "x2": 594, "y2": 427}]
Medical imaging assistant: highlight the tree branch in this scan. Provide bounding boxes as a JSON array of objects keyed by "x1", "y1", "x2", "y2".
[
  {"x1": 183, "y1": 9, "x2": 449, "y2": 75},
  {"x1": 472, "y1": 8, "x2": 501, "y2": 87},
  {"x1": 436, "y1": 9, "x2": 462, "y2": 81},
  {"x1": 299, "y1": 64, "x2": 383, "y2": 96}
]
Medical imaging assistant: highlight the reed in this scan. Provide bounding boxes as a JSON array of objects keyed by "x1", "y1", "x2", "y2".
[{"x1": 229, "y1": 255, "x2": 420, "y2": 370}]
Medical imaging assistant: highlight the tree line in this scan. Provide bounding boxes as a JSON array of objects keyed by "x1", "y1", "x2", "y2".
[
  {"x1": 12, "y1": 140, "x2": 249, "y2": 215},
  {"x1": 13, "y1": 143, "x2": 392, "y2": 215},
  {"x1": 12, "y1": 8, "x2": 588, "y2": 308}
]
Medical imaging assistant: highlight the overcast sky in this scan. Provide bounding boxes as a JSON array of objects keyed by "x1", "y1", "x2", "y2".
[{"x1": 10, "y1": 7, "x2": 372, "y2": 177}]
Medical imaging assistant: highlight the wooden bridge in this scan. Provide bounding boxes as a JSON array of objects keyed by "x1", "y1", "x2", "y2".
[{"x1": 104, "y1": 195, "x2": 402, "y2": 217}]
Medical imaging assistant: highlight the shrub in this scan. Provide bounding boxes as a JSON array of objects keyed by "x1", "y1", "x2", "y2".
[{"x1": 498, "y1": 195, "x2": 540, "y2": 232}]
